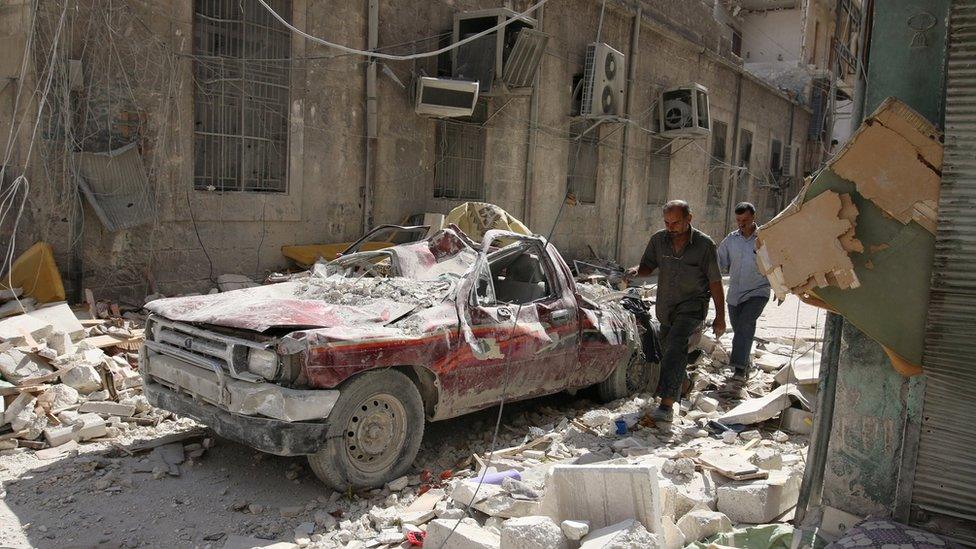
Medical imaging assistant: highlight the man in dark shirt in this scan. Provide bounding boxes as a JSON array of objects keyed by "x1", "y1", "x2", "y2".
[{"x1": 627, "y1": 200, "x2": 726, "y2": 423}]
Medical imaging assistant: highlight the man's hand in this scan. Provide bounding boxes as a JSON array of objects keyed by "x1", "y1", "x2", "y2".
[
  {"x1": 712, "y1": 316, "x2": 726, "y2": 337},
  {"x1": 625, "y1": 266, "x2": 640, "y2": 280}
]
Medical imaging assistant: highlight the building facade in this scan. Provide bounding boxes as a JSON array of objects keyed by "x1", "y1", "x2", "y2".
[{"x1": 1, "y1": 0, "x2": 814, "y2": 301}]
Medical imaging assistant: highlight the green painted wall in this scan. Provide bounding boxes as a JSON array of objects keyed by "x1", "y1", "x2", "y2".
[
  {"x1": 864, "y1": 0, "x2": 950, "y2": 124},
  {"x1": 821, "y1": 0, "x2": 949, "y2": 517}
]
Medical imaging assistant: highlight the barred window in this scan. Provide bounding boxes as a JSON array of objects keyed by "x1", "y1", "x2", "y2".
[
  {"x1": 433, "y1": 103, "x2": 487, "y2": 200},
  {"x1": 706, "y1": 120, "x2": 729, "y2": 209},
  {"x1": 647, "y1": 139, "x2": 670, "y2": 205},
  {"x1": 567, "y1": 121, "x2": 598, "y2": 204},
  {"x1": 193, "y1": 0, "x2": 291, "y2": 192}
]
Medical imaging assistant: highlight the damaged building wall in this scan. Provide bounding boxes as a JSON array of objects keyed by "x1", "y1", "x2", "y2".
[{"x1": 6, "y1": 0, "x2": 810, "y2": 301}]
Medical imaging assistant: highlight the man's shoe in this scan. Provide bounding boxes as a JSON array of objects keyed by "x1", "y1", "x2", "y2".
[
  {"x1": 730, "y1": 368, "x2": 748, "y2": 382},
  {"x1": 650, "y1": 406, "x2": 674, "y2": 423}
]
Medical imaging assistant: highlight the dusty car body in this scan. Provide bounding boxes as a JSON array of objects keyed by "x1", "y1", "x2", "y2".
[{"x1": 140, "y1": 228, "x2": 641, "y2": 489}]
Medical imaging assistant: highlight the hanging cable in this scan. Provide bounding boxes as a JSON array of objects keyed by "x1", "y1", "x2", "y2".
[{"x1": 257, "y1": 0, "x2": 550, "y2": 61}]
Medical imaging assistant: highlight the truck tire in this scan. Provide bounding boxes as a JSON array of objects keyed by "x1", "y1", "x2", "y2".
[
  {"x1": 596, "y1": 351, "x2": 657, "y2": 402},
  {"x1": 308, "y1": 370, "x2": 425, "y2": 490}
]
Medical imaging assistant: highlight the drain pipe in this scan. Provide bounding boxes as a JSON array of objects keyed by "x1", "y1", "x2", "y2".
[
  {"x1": 363, "y1": 0, "x2": 378, "y2": 234},
  {"x1": 522, "y1": 5, "x2": 544, "y2": 227},
  {"x1": 612, "y1": 5, "x2": 641, "y2": 263},
  {"x1": 795, "y1": 311, "x2": 844, "y2": 525},
  {"x1": 723, "y1": 71, "x2": 744, "y2": 234}
]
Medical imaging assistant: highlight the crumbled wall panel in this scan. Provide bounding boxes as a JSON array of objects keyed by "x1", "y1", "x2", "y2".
[
  {"x1": 756, "y1": 191, "x2": 861, "y2": 300},
  {"x1": 830, "y1": 98, "x2": 943, "y2": 234}
]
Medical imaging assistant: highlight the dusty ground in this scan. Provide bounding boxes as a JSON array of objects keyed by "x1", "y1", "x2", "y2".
[{"x1": 0, "y1": 294, "x2": 820, "y2": 549}]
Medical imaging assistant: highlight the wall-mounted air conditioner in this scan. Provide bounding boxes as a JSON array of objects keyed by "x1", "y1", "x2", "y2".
[
  {"x1": 659, "y1": 84, "x2": 711, "y2": 137},
  {"x1": 415, "y1": 77, "x2": 480, "y2": 117},
  {"x1": 581, "y1": 43, "x2": 626, "y2": 119},
  {"x1": 453, "y1": 8, "x2": 548, "y2": 92}
]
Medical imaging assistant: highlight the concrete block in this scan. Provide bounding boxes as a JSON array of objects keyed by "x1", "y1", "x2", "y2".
[
  {"x1": 28, "y1": 303, "x2": 85, "y2": 341},
  {"x1": 0, "y1": 314, "x2": 52, "y2": 344},
  {"x1": 60, "y1": 363, "x2": 103, "y2": 394},
  {"x1": 696, "y1": 395, "x2": 719, "y2": 413},
  {"x1": 716, "y1": 471, "x2": 802, "y2": 524},
  {"x1": 78, "y1": 401, "x2": 136, "y2": 417},
  {"x1": 500, "y1": 516, "x2": 568, "y2": 549},
  {"x1": 579, "y1": 519, "x2": 658, "y2": 549},
  {"x1": 781, "y1": 407, "x2": 814, "y2": 435},
  {"x1": 75, "y1": 413, "x2": 107, "y2": 440},
  {"x1": 676, "y1": 508, "x2": 733, "y2": 542},
  {"x1": 660, "y1": 515, "x2": 686, "y2": 549},
  {"x1": 542, "y1": 463, "x2": 661, "y2": 534},
  {"x1": 37, "y1": 384, "x2": 79, "y2": 411},
  {"x1": 774, "y1": 349, "x2": 821, "y2": 385},
  {"x1": 750, "y1": 447, "x2": 783, "y2": 470},
  {"x1": 659, "y1": 471, "x2": 717, "y2": 519},
  {"x1": 560, "y1": 520, "x2": 589, "y2": 541},
  {"x1": 3, "y1": 392, "x2": 34, "y2": 427},
  {"x1": 425, "y1": 518, "x2": 500, "y2": 549},
  {"x1": 717, "y1": 385, "x2": 810, "y2": 425},
  {"x1": 43, "y1": 425, "x2": 77, "y2": 447}
]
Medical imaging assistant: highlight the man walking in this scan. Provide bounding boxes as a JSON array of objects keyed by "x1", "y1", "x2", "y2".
[
  {"x1": 627, "y1": 200, "x2": 726, "y2": 423},
  {"x1": 717, "y1": 202, "x2": 770, "y2": 381}
]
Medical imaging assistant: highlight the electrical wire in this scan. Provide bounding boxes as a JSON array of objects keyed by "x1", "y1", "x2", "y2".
[{"x1": 258, "y1": 0, "x2": 550, "y2": 61}]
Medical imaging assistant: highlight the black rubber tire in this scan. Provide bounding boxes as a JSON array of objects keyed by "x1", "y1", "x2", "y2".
[
  {"x1": 595, "y1": 350, "x2": 654, "y2": 402},
  {"x1": 307, "y1": 370, "x2": 425, "y2": 491}
]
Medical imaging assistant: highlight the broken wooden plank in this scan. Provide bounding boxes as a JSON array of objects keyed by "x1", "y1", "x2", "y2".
[{"x1": 81, "y1": 329, "x2": 144, "y2": 349}]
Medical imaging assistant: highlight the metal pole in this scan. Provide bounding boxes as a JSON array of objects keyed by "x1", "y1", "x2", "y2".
[
  {"x1": 612, "y1": 5, "x2": 640, "y2": 263},
  {"x1": 522, "y1": 5, "x2": 543, "y2": 227},
  {"x1": 723, "y1": 72, "x2": 744, "y2": 234},
  {"x1": 795, "y1": 311, "x2": 844, "y2": 525}
]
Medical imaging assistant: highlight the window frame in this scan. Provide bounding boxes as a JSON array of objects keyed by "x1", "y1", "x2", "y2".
[{"x1": 566, "y1": 120, "x2": 600, "y2": 205}]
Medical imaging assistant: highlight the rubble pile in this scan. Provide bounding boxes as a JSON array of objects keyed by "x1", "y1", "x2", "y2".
[
  {"x1": 296, "y1": 272, "x2": 455, "y2": 308},
  {"x1": 211, "y1": 332, "x2": 816, "y2": 548},
  {"x1": 0, "y1": 291, "x2": 173, "y2": 456}
]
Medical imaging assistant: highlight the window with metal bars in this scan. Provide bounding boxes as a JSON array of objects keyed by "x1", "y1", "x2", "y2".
[
  {"x1": 567, "y1": 121, "x2": 598, "y2": 204},
  {"x1": 647, "y1": 138, "x2": 670, "y2": 205},
  {"x1": 193, "y1": 0, "x2": 291, "y2": 193},
  {"x1": 433, "y1": 103, "x2": 488, "y2": 200}
]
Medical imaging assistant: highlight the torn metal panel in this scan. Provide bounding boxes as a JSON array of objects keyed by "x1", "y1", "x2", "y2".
[
  {"x1": 830, "y1": 98, "x2": 943, "y2": 234},
  {"x1": 75, "y1": 142, "x2": 155, "y2": 231},
  {"x1": 756, "y1": 191, "x2": 861, "y2": 300}
]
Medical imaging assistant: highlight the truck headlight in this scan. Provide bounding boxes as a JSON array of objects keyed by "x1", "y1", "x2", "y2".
[{"x1": 247, "y1": 348, "x2": 280, "y2": 380}]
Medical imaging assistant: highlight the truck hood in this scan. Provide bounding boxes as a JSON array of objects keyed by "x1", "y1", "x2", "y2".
[{"x1": 145, "y1": 281, "x2": 419, "y2": 333}]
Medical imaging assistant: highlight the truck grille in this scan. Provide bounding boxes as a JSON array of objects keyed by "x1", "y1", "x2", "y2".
[{"x1": 144, "y1": 315, "x2": 267, "y2": 382}]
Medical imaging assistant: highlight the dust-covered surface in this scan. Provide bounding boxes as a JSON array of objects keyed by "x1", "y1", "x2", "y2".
[{"x1": 0, "y1": 292, "x2": 826, "y2": 548}]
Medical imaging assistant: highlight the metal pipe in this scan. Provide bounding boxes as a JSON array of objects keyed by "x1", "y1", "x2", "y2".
[
  {"x1": 612, "y1": 5, "x2": 640, "y2": 263},
  {"x1": 363, "y1": 0, "x2": 378, "y2": 234},
  {"x1": 522, "y1": 5, "x2": 543, "y2": 227},
  {"x1": 723, "y1": 72, "x2": 744, "y2": 234},
  {"x1": 795, "y1": 311, "x2": 844, "y2": 525}
]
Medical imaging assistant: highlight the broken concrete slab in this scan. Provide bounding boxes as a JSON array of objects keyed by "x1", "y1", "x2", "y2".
[
  {"x1": 60, "y1": 363, "x2": 104, "y2": 394},
  {"x1": 578, "y1": 519, "x2": 658, "y2": 549},
  {"x1": 37, "y1": 383, "x2": 79, "y2": 411},
  {"x1": 716, "y1": 470, "x2": 802, "y2": 524},
  {"x1": 500, "y1": 516, "x2": 568, "y2": 549},
  {"x1": 28, "y1": 303, "x2": 85, "y2": 341},
  {"x1": 35, "y1": 439, "x2": 78, "y2": 459},
  {"x1": 221, "y1": 535, "x2": 298, "y2": 549},
  {"x1": 660, "y1": 515, "x2": 686, "y2": 549},
  {"x1": 560, "y1": 520, "x2": 590, "y2": 541},
  {"x1": 425, "y1": 518, "x2": 500, "y2": 549},
  {"x1": 0, "y1": 348, "x2": 54, "y2": 384},
  {"x1": 0, "y1": 313, "x2": 53, "y2": 345},
  {"x1": 717, "y1": 384, "x2": 811, "y2": 425},
  {"x1": 542, "y1": 463, "x2": 661, "y2": 534},
  {"x1": 659, "y1": 471, "x2": 718, "y2": 519},
  {"x1": 43, "y1": 412, "x2": 107, "y2": 446},
  {"x1": 676, "y1": 508, "x2": 733, "y2": 542},
  {"x1": 0, "y1": 298, "x2": 34, "y2": 319},
  {"x1": 755, "y1": 352, "x2": 790, "y2": 373},
  {"x1": 774, "y1": 349, "x2": 821, "y2": 385},
  {"x1": 78, "y1": 400, "x2": 136, "y2": 417}
]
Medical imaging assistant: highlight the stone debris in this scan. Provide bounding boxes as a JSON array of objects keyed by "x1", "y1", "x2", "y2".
[
  {"x1": 500, "y1": 515, "x2": 569, "y2": 549},
  {"x1": 676, "y1": 507, "x2": 734, "y2": 542},
  {"x1": 578, "y1": 519, "x2": 658, "y2": 549}
]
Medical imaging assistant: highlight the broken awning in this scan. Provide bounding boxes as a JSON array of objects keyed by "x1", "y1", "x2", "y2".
[
  {"x1": 75, "y1": 142, "x2": 155, "y2": 232},
  {"x1": 755, "y1": 98, "x2": 943, "y2": 375}
]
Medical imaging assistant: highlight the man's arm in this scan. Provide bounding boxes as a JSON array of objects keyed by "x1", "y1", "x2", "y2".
[
  {"x1": 705, "y1": 244, "x2": 726, "y2": 336},
  {"x1": 717, "y1": 237, "x2": 731, "y2": 273},
  {"x1": 626, "y1": 238, "x2": 658, "y2": 278}
]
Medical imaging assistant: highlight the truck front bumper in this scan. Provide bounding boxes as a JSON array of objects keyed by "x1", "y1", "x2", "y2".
[{"x1": 141, "y1": 351, "x2": 339, "y2": 456}]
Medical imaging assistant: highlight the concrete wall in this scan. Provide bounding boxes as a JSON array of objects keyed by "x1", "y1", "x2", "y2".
[
  {"x1": 6, "y1": 0, "x2": 808, "y2": 302},
  {"x1": 740, "y1": 8, "x2": 803, "y2": 63}
]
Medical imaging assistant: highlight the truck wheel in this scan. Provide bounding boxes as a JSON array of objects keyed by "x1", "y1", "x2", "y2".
[
  {"x1": 308, "y1": 370, "x2": 425, "y2": 491},
  {"x1": 596, "y1": 351, "x2": 655, "y2": 402}
]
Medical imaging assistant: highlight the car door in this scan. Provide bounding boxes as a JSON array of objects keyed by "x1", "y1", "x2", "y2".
[{"x1": 439, "y1": 233, "x2": 580, "y2": 415}]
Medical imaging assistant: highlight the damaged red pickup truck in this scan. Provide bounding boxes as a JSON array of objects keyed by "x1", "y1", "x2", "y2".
[{"x1": 140, "y1": 228, "x2": 644, "y2": 489}]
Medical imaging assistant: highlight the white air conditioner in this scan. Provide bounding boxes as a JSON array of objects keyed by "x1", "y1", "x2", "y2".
[
  {"x1": 415, "y1": 77, "x2": 480, "y2": 117},
  {"x1": 659, "y1": 84, "x2": 711, "y2": 137},
  {"x1": 581, "y1": 43, "x2": 626, "y2": 118}
]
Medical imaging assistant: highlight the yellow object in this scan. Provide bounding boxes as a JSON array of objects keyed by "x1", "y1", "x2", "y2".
[
  {"x1": 1, "y1": 242, "x2": 66, "y2": 303},
  {"x1": 281, "y1": 241, "x2": 393, "y2": 268},
  {"x1": 445, "y1": 202, "x2": 532, "y2": 242}
]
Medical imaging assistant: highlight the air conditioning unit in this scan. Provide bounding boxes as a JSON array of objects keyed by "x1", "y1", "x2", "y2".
[
  {"x1": 415, "y1": 77, "x2": 480, "y2": 118},
  {"x1": 581, "y1": 43, "x2": 625, "y2": 118},
  {"x1": 453, "y1": 8, "x2": 548, "y2": 92},
  {"x1": 659, "y1": 84, "x2": 711, "y2": 137}
]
